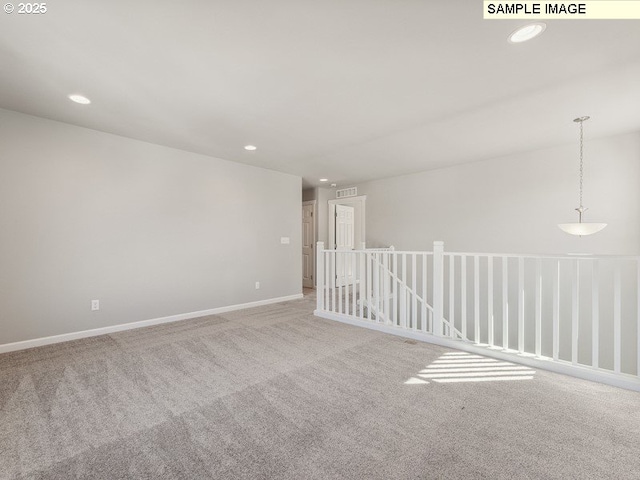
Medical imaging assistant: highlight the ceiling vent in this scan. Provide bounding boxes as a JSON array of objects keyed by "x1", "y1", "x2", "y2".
[{"x1": 336, "y1": 187, "x2": 357, "y2": 199}]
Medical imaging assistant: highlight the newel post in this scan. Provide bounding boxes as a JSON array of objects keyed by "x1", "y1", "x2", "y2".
[
  {"x1": 433, "y1": 241, "x2": 444, "y2": 336},
  {"x1": 316, "y1": 242, "x2": 325, "y2": 311}
]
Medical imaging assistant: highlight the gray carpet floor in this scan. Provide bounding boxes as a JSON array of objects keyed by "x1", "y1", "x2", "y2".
[{"x1": 1, "y1": 292, "x2": 640, "y2": 479}]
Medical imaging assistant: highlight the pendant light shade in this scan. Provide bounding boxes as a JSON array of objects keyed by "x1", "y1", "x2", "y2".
[
  {"x1": 558, "y1": 222, "x2": 607, "y2": 236},
  {"x1": 557, "y1": 116, "x2": 607, "y2": 236}
]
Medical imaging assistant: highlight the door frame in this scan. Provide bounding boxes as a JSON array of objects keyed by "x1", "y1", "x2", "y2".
[
  {"x1": 302, "y1": 200, "x2": 316, "y2": 288},
  {"x1": 328, "y1": 195, "x2": 366, "y2": 250}
]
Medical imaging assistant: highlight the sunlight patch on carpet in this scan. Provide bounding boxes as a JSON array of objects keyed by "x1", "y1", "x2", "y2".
[
  {"x1": 405, "y1": 351, "x2": 535, "y2": 385},
  {"x1": 404, "y1": 377, "x2": 429, "y2": 385}
]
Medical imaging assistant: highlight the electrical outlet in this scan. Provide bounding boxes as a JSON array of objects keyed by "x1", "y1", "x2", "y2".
[
  {"x1": 280, "y1": 237, "x2": 290, "y2": 244},
  {"x1": 91, "y1": 299, "x2": 100, "y2": 311},
  {"x1": 255, "y1": 282, "x2": 260, "y2": 289}
]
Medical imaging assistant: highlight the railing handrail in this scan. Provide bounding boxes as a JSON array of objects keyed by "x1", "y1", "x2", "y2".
[
  {"x1": 330, "y1": 248, "x2": 435, "y2": 256},
  {"x1": 445, "y1": 251, "x2": 640, "y2": 260},
  {"x1": 322, "y1": 247, "x2": 639, "y2": 261}
]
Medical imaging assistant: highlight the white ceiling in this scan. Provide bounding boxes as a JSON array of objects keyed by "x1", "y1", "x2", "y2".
[{"x1": 2, "y1": 1, "x2": 639, "y2": 188}]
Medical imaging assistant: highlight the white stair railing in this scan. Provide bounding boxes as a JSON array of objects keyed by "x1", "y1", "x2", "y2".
[{"x1": 315, "y1": 241, "x2": 640, "y2": 392}]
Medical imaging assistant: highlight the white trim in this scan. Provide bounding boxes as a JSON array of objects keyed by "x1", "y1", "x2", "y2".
[
  {"x1": 314, "y1": 309, "x2": 640, "y2": 393},
  {"x1": 0, "y1": 294, "x2": 303, "y2": 354},
  {"x1": 328, "y1": 195, "x2": 366, "y2": 250}
]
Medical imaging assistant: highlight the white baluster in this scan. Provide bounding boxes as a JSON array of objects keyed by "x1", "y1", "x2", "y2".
[
  {"x1": 316, "y1": 242, "x2": 325, "y2": 312},
  {"x1": 401, "y1": 253, "x2": 407, "y2": 328},
  {"x1": 553, "y1": 260, "x2": 560, "y2": 361},
  {"x1": 474, "y1": 255, "x2": 480, "y2": 343},
  {"x1": 488, "y1": 256, "x2": 494, "y2": 347},
  {"x1": 373, "y1": 253, "x2": 379, "y2": 321},
  {"x1": 422, "y1": 254, "x2": 428, "y2": 333},
  {"x1": 591, "y1": 261, "x2": 599, "y2": 368},
  {"x1": 338, "y1": 251, "x2": 343, "y2": 315},
  {"x1": 325, "y1": 251, "x2": 329, "y2": 312},
  {"x1": 449, "y1": 255, "x2": 455, "y2": 338},
  {"x1": 502, "y1": 257, "x2": 508, "y2": 350},
  {"x1": 518, "y1": 257, "x2": 525, "y2": 353},
  {"x1": 461, "y1": 256, "x2": 467, "y2": 341},
  {"x1": 383, "y1": 253, "x2": 390, "y2": 324},
  {"x1": 535, "y1": 258, "x2": 542, "y2": 357},
  {"x1": 391, "y1": 252, "x2": 396, "y2": 326},
  {"x1": 367, "y1": 252, "x2": 373, "y2": 321},
  {"x1": 344, "y1": 251, "x2": 349, "y2": 316},
  {"x1": 331, "y1": 251, "x2": 337, "y2": 313},
  {"x1": 433, "y1": 241, "x2": 444, "y2": 337},
  {"x1": 412, "y1": 254, "x2": 417, "y2": 331},
  {"x1": 571, "y1": 260, "x2": 579, "y2": 365},
  {"x1": 359, "y1": 250, "x2": 365, "y2": 319},
  {"x1": 614, "y1": 264, "x2": 621, "y2": 373},
  {"x1": 352, "y1": 252, "x2": 357, "y2": 317}
]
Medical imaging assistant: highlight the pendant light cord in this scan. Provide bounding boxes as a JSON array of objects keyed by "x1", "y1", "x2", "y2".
[
  {"x1": 558, "y1": 115, "x2": 606, "y2": 235},
  {"x1": 578, "y1": 119, "x2": 584, "y2": 209}
]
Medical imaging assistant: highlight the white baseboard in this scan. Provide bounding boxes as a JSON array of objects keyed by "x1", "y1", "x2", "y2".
[
  {"x1": 314, "y1": 309, "x2": 640, "y2": 393},
  {"x1": 0, "y1": 293, "x2": 304, "y2": 354}
]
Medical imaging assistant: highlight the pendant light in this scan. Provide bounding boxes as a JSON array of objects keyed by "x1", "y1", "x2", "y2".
[{"x1": 558, "y1": 116, "x2": 607, "y2": 236}]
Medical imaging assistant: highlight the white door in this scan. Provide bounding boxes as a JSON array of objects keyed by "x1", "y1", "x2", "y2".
[
  {"x1": 302, "y1": 203, "x2": 315, "y2": 288},
  {"x1": 335, "y1": 205, "x2": 355, "y2": 250},
  {"x1": 335, "y1": 204, "x2": 355, "y2": 286}
]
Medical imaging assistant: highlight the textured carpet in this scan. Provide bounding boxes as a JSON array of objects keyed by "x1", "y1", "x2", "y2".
[{"x1": 1, "y1": 292, "x2": 640, "y2": 479}]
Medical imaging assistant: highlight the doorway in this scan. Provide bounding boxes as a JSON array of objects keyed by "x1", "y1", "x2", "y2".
[
  {"x1": 302, "y1": 201, "x2": 315, "y2": 288},
  {"x1": 328, "y1": 195, "x2": 366, "y2": 250}
]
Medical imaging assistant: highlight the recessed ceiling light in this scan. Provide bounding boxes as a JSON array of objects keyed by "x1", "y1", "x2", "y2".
[
  {"x1": 319, "y1": 178, "x2": 328, "y2": 182},
  {"x1": 68, "y1": 94, "x2": 91, "y2": 105},
  {"x1": 508, "y1": 23, "x2": 546, "y2": 43},
  {"x1": 244, "y1": 145, "x2": 257, "y2": 151}
]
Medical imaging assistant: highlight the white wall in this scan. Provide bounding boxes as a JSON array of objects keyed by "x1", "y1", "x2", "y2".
[
  {"x1": 356, "y1": 131, "x2": 640, "y2": 255},
  {"x1": 0, "y1": 109, "x2": 301, "y2": 345}
]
